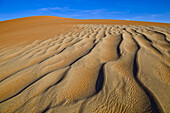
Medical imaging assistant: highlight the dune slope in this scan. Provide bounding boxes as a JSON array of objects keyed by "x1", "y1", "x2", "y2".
[{"x1": 0, "y1": 16, "x2": 170, "y2": 113}]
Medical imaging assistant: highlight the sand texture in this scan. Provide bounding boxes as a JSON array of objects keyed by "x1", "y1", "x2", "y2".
[{"x1": 0, "y1": 16, "x2": 170, "y2": 113}]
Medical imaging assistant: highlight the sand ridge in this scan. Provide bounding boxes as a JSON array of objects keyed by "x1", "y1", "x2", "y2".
[{"x1": 0, "y1": 17, "x2": 170, "y2": 113}]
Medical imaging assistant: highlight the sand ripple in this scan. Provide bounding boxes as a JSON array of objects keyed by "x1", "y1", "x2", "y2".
[{"x1": 0, "y1": 24, "x2": 170, "y2": 113}]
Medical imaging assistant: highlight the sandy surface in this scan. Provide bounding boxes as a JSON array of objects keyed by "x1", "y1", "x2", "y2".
[{"x1": 0, "y1": 16, "x2": 170, "y2": 113}]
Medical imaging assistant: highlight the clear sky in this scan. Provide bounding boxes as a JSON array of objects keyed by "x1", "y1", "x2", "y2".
[{"x1": 0, "y1": 0, "x2": 170, "y2": 23}]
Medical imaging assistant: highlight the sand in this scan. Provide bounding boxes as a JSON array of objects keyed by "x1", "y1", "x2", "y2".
[{"x1": 0, "y1": 16, "x2": 170, "y2": 113}]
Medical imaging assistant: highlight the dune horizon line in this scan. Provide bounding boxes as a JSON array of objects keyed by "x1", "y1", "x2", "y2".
[{"x1": 1, "y1": 15, "x2": 170, "y2": 25}]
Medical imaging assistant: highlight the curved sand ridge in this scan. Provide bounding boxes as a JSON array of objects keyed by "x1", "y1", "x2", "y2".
[{"x1": 0, "y1": 24, "x2": 170, "y2": 113}]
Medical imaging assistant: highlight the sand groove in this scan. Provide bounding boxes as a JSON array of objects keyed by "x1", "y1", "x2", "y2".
[{"x1": 0, "y1": 24, "x2": 170, "y2": 113}]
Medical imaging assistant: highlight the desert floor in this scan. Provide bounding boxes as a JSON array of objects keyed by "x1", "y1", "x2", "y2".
[{"x1": 0, "y1": 16, "x2": 170, "y2": 113}]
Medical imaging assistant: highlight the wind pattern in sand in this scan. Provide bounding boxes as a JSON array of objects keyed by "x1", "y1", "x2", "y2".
[{"x1": 0, "y1": 25, "x2": 170, "y2": 113}]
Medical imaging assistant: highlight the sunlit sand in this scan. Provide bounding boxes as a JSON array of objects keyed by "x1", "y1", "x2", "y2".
[{"x1": 0, "y1": 16, "x2": 169, "y2": 113}]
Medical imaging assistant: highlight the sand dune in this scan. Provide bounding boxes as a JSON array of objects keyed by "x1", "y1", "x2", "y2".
[{"x1": 0, "y1": 16, "x2": 170, "y2": 113}]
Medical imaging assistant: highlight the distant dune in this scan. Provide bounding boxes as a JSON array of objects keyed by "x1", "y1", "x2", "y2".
[{"x1": 0, "y1": 16, "x2": 169, "y2": 113}]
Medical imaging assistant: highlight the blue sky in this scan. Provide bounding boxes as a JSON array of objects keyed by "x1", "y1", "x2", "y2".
[{"x1": 0, "y1": 0, "x2": 170, "y2": 23}]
